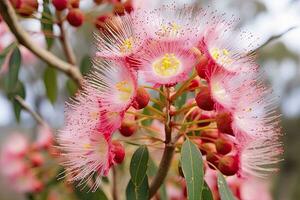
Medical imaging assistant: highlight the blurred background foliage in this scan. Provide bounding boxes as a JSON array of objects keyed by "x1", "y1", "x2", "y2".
[{"x1": 0, "y1": 0, "x2": 300, "y2": 199}]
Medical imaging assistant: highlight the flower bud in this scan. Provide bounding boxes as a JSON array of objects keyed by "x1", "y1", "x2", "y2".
[
  {"x1": 119, "y1": 121, "x2": 137, "y2": 137},
  {"x1": 17, "y1": 0, "x2": 38, "y2": 17},
  {"x1": 195, "y1": 55, "x2": 208, "y2": 79},
  {"x1": 195, "y1": 87, "x2": 214, "y2": 111},
  {"x1": 200, "y1": 142, "x2": 216, "y2": 155},
  {"x1": 215, "y1": 137, "x2": 233, "y2": 155},
  {"x1": 123, "y1": 0, "x2": 133, "y2": 13},
  {"x1": 218, "y1": 155, "x2": 239, "y2": 176},
  {"x1": 132, "y1": 87, "x2": 150, "y2": 110},
  {"x1": 187, "y1": 79, "x2": 200, "y2": 91},
  {"x1": 112, "y1": 141, "x2": 125, "y2": 164},
  {"x1": 67, "y1": 8, "x2": 84, "y2": 27},
  {"x1": 69, "y1": 0, "x2": 80, "y2": 8},
  {"x1": 206, "y1": 152, "x2": 219, "y2": 168},
  {"x1": 216, "y1": 112, "x2": 234, "y2": 135},
  {"x1": 30, "y1": 153, "x2": 44, "y2": 167},
  {"x1": 52, "y1": 0, "x2": 68, "y2": 11}
]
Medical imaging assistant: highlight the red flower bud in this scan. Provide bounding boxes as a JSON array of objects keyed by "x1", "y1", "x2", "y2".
[
  {"x1": 123, "y1": 0, "x2": 133, "y2": 13},
  {"x1": 30, "y1": 153, "x2": 44, "y2": 167},
  {"x1": 215, "y1": 138, "x2": 233, "y2": 155},
  {"x1": 200, "y1": 142, "x2": 216, "y2": 155},
  {"x1": 119, "y1": 121, "x2": 137, "y2": 137},
  {"x1": 17, "y1": 0, "x2": 38, "y2": 17},
  {"x1": 215, "y1": 137, "x2": 233, "y2": 155},
  {"x1": 218, "y1": 155, "x2": 239, "y2": 176},
  {"x1": 195, "y1": 87, "x2": 214, "y2": 111},
  {"x1": 187, "y1": 79, "x2": 200, "y2": 91},
  {"x1": 69, "y1": 0, "x2": 80, "y2": 8},
  {"x1": 216, "y1": 112, "x2": 234, "y2": 135},
  {"x1": 195, "y1": 55, "x2": 208, "y2": 79},
  {"x1": 52, "y1": 0, "x2": 68, "y2": 11},
  {"x1": 132, "y1": 87, "x2": 150, "y2": 110},
  {"x1": 112, "y1": 141, "x2": 125, "y2": 164},
  {"x1": 67, "y1": 8, "x2": 84, "y2": 27},
  {"x1": 206, "y1": 152, "x2": 219, "y2": 168}
]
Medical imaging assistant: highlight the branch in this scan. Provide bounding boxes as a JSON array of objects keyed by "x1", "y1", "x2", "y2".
[
  {"x1": 0, "y1": 0, "x2": 83, "y2": 86},
  {"x1": 250, "y1": 26, "x2": 297, "y2": 54},
  {"x1": 15, "y1": 95, "x2": 46, "y2": 126},
  {"x1": 56, "y1": 11, "x2": 77, "y2": 65},
  {"x1": 149, "y1": 87, "x2": 175, "y2": 198}
]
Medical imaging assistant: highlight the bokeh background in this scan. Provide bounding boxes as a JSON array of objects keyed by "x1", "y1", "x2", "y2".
[{"x1": 1, "y1": 0, "x2": 300, "y2": 199}]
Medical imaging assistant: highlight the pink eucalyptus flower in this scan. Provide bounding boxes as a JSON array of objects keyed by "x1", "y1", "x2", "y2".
[
  {"x1": 88, "y1": 59, "x2": 137, "y2": 113},
  {"x1": 133, "y1": 39, "x2": 197, "y2": 85},
  {"x1": 95, "y1": 13, "x2": 144, "y2": 59},
  {"x1": 57, "y1": 129, "x2": 115, "y2": 190},
  {"x1": 196, "y1": 10, "x2": 258, "y2": 75}
]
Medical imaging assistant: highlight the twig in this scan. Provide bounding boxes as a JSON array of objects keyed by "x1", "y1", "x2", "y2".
[
  {"x1": 0, "y1": 0, "x2": 83, "y2": 86},
  {"x1": 14, "y1": 95, "x2": 46, "y2": 126},
  {"x1": 250, "y1": 26, "x2": 297, "y2": 54},
  {"x1": 149, "y1": 87, "x2": 175, "y2": 198},
  {"x1": 56, "y1": 11, "x2": 77, "y2": 65}
]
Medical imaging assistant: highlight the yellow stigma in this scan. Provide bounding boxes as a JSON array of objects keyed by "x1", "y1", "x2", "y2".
[
  {"x1": 119, "y1": 37, "x2": 133, "y2": 54},
  {"x1": 115, "y1": 81, "x2": 132, "y2": 101},
  {"x1": 211, "y1": 48, "x2": 232, "y2": 65},
  {"x1": 153, "y1": 53, "x2": 181, "y2": 77}
]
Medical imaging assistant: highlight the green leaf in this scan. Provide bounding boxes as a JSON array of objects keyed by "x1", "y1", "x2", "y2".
[
  {"x1": 41, "y1": 4, "x2": 54, "y2": 49},
  {"x1": 5, "y1": 47, "x2": 21, "y2": 91},
  {"x1": 130, "y1": 145, "x2": 149, "y2": 186},
  {"x1": 80, "y1": 55, "x2": 92, "y2": 75},
  {"x1": 202, "y1": 181, "x2": 213, "y2": 200},
  {"x1": 43, "y1": 67, "x2": 57, "y2": 104},
  {"x1": 74, "y1": 185, "x2": 108, "y2": 200},
  {"x1": 126, "y1": 177, "x2": 149, "y2": 200},
  {"x1": 10, "y1": 81, "x2": 26, "y2": 122},
  {"x1": 181, "y1": 138, "x2": 204, "y2": 200},
  {"x1": 217, "y1": 172, "x2": 235, "y2": 200},
  {"x1": 0, "y1": 42, "x2": 17, "y2": 69},
  {"x1": 66, "y1": 79, "x2": 78, "y2": 96}
]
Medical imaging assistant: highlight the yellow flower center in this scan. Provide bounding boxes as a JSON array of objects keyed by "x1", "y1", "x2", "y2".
[
  {"x1": 115, "y1": 81, "x2": 132, "y2": 101},
  {"x1": 210, "y1": 48, "x2": 232, "y2": 65},
  {"x1": 119, "y1": 37, "x2": 133, "y2": 54},
  {"x1": 157, "y1": 22, "x2": 181, "y2": 37},
  {"x1": 83, "y1": 143, "x2": 92, "y2": 150},
  {"x1": 153, "y1": 53, "x2": 181, "y2": 77}
]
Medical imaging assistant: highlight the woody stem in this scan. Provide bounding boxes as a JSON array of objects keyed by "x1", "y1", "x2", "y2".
[{"x1": 149, "y1": 87, "x2": 175, "y2": 198}]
